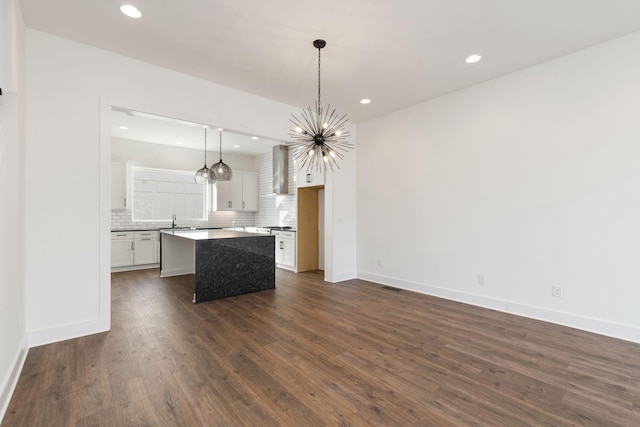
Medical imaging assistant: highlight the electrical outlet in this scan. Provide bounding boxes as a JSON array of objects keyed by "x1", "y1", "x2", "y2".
[
  {"x1": 477, "y1": 274, "x2": 486, "y2": 286},
  {"x1": 377, "y1": 259, "x2": 383, "y2": 268},
  {"x1": 552, "y1": 286, "x2": 562, "y2": 298}
]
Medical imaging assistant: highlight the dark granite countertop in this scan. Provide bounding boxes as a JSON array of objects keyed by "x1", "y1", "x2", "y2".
[{"x1": 161, "y1": 229, "x2": 273, "y2": 241}]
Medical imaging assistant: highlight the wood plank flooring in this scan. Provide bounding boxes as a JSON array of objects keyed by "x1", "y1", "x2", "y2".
[{"x1": 4, "y1": 268, "x2": 640, "y2": 426}]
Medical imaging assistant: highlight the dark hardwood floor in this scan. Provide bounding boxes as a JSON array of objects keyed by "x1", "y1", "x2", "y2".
[{"x1": 4, "y1": 268, "x2": 640, "y2": 426}]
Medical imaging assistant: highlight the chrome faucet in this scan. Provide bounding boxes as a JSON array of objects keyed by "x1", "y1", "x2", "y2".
[{"x1": 172, "y1": 214, "x2": 177, "y2": 229}]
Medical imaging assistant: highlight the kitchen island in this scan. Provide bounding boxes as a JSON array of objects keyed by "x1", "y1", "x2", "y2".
[{"x1": 160, "y1": 229, "x2": 275, "y2": 303}]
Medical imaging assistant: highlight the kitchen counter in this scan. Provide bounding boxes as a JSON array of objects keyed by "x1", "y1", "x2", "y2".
[
  {"x1": 162, "y1": 229, "x2": 265, "y2": 240},
  {"x1": 112, "y1": 228, "x2": 162, "y2": 232},
  {"x1": 160, "y1": 229, "x2": 275, "y2": 303}
]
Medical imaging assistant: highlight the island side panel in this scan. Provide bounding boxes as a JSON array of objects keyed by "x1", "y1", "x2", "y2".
[
  {"x1": 194, "y1": 235, "x2": 275, "y2": 303},
  {"x1": 160, "y1": 233, "x2": 196, "y2": 277}
]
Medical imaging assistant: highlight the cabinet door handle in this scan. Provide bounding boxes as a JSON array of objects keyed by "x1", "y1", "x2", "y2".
[
  {"x1": 140, "y1": 238, "x2": 151, "y2": 241},
  {"x1": 228, "y1": 201, "x2": 232, "y2": 208},
  {"x1": 280, "y1": 241, "x2": 284, "y2": 250},
  {"x1": 242, "y1": 201, "x2": 245, "y2": 209},
  {"x1": 131, "y1": 242, "x2": 134, "y2": 250},
  {"x1": 116, "y1": 234, "x2": 127, "y2": 237},
  {"x1": 306, "y1": 173, "x2": 311, "y2": 183},
  {"x1": 124, "y1": 197, "x2": 126, "y2": 206}
]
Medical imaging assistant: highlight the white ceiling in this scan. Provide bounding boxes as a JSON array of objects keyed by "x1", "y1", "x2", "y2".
[
  {"x1": 20, "y1": 0, "x2": 640, "y2": 124},
  {"x1": 111, "y1": 108, "x2": 281, "y2": 156}
]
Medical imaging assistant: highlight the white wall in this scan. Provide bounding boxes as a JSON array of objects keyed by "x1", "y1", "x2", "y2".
[
  {"x1": 357, "y1": 32, "x2": 640, "y2": 342},
  {"x1": 25, "y1": 29, "x2": 357, "y2": 346},
  {"x1": 325, "y1": 125, "x2": 357, "y2": 282},
  {"x1": 0, "y1": 0, "x2": 27, "y2": 421}
]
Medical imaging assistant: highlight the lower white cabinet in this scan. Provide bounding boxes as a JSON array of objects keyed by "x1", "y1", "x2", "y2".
[
  {"x1": 111, "y1": 230, "x2": 159, "y2": 270},
  {"x1": 273, "y1": 230, "x2": 296, "y2": 270},
  {"x1": 111, "y1": 232, "x2": 134, "y2": 267},
  {"x1": 134, "y1": 231, "x2": 159, "y2": 265}
]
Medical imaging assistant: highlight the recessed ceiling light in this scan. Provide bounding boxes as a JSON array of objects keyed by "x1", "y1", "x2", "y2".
[
  {"x1": 120, "y1": 5, "x2": 142, "y2": 19},
  {"x1": 176, "y1": 141, "x2": 184, "y2": 145},
  {"x1": 118, "y1": 126, "x2": 129, "y2": 130},
  {"x1": 233, "y1": 145, "x2": 240, "y2": 148},
  {"x1": 360, "y1": 98, "x2": 371, "y2": 104},
  {"x1": 251, "y1": 136, "x2": 259, "y2": 140},
  {"x1": 465, "y1": 54, "x2": 482, "y2": 64}
]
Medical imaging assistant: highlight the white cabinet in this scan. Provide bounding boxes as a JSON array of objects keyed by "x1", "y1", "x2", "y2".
[
  {"x1": 297, "y1": 168, "x2": 324, "y2": 188},
  {"x1": 111, "y1": 232, "x2": 134, "y2": 267},
  {"x1": 111, "y1": 230, "x2": 159, "y2": 270},
  {"x1": 111, "y1": 162, "x2": 127, "y2": 209},
  {"x1": 134, "y1": 231, "x2": 159, "y2": 265},
  {"x1": 214, "y1": 171, "x2": 258, "y2": 211},
  {"x1": 273, "y1": 230, "x2": 296, "y2": 270},
  {"x1": 242, "y1": 173, "x2": 258, "y2": 211}
]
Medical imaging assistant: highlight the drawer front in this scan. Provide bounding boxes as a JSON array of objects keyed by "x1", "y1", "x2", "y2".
[
  {"x1": 111, "y1": 231, "x2": 134, "y2": 240},
  {"x1": 279, "y1": 231, "x2": 296, "y2": 240},
  {"x1": 134, "y1": 230, "x2": 158, "y2": 239},
  {"x1": 271, "y1": 230, "x2": 296, "y2": 239}
]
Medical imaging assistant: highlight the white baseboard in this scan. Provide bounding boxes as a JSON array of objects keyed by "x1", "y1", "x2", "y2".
[
  {"x1": 358, "y1": 271, "x2": 640, "y2": 344},
  {"x1": 160, "y1": 267, "x2": 194, "y2": 278},
  {"x1": 28, "y1": 316, "x2": 110, "y2": 348},
  {"x1": 329, "y1": 271, "x2": 357, "y2": 283},
  {"x1": 0, "y1": 334, "x2": 28, "y2": 424},
  {"x1": 111, "y1": 263, "x2": 159, "y2": 273}
]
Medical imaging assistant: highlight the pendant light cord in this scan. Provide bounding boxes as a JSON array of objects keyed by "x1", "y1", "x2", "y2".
[
  {"x1": 219, "y1": 130, "x2": 223, "y2": 162},
  {"x1": 317, "y1": 45, "x2": 321, "y2": 116},
  {"x1": 204, "y1": 128, "x2": 207, "y2": 164}
]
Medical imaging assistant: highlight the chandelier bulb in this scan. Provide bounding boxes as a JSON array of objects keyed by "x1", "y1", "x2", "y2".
[{"x1": 295, "y1": 127, "x2": 303, "y2": 133}]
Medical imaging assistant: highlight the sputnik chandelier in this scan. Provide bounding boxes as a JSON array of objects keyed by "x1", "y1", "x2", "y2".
[{"x1": 289, "y1": 39, "x2": 352, "y2": 172}]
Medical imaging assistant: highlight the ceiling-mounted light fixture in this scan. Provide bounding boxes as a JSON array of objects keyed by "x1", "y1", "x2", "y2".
[
  {"x1": 120, "y1": 4, "x2": 142, "y2": 19},
  {"x1": 289, "y1": 39, "x2": 352, "y2": 172},
  {"x1": 211, "y1": 128, "x2": 233, "y2": 181},
  {"x1": 465, "y1": 54, "x2": 482, "y2": 64},
  {"x1": 195, "y1": 127, "x2": 215, "y2": 184}
]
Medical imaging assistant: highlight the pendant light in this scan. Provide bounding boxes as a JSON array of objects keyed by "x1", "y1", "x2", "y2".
[
  {"x1": 289, "y1": 39, "x2": 352, "y2": 172},
  {"x1": 195, "y1": 127, "x2": 215, "y2": 184},
  {"x1": 211, "y1": 128, "x2": 232, "y2": 181}
]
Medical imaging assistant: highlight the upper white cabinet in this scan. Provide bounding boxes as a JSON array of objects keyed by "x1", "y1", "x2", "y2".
[
  {"x1": 297, "y1": 168, "x2": 324, "y2": 188},
  {"x1": 111, "y1": 162, "x2": 127, "y2": 209},
  {"x1": 242, "y1": 173, "x2": 258, "y2": 211},
  {"x1": 214, "y1": 171, "x2": 258, "y2": 211}
]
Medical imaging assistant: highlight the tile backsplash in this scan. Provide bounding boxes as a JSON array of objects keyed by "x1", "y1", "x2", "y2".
[
  {"x1": 254, "y1": 150, "x2": 297, "y2": 228},
  {"x1": 111, "y1": 209, "x2": 257, "y2": 231}
]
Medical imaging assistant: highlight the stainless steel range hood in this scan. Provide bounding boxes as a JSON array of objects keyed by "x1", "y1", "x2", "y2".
[{"x1": 272, "y1": 145, "x2": 289, "y2": 195}]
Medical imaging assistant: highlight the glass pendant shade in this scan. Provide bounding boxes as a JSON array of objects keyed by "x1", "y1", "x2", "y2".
[
  {"x1": 194, "y1": 165, "x2": 212, "y2": 184},
  {"x1": 211, "y1": 129, "x2": 232, "y2": 181},
  {"x1": 195, "y1": 127, "x2": 215, "y2": 184}
]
